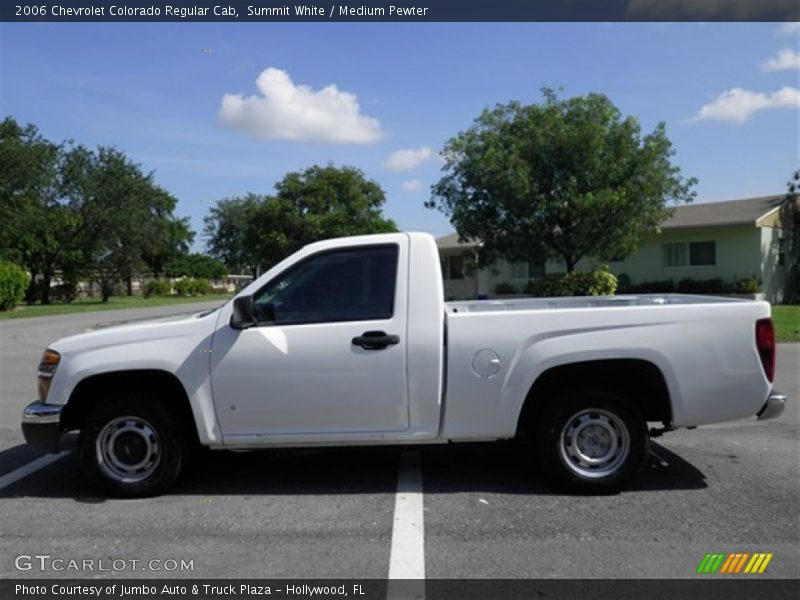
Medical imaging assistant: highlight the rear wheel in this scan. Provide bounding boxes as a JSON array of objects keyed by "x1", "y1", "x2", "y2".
[
  {"x1": 535, "y1": 387, "x2": 648, "y2": 493},
  {"x1": 79, "y1": 394, "x2": 185, "y2": 497}
]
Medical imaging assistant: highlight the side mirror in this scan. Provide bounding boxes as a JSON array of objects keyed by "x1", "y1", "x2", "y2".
[{"x1": 230, "y1": 295, "x2": 256, "y2": 330}]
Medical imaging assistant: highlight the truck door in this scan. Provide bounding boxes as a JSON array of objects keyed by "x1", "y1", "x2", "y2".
[{"x1": 209, "y1": 241, "x2": 409, "y2": 437}]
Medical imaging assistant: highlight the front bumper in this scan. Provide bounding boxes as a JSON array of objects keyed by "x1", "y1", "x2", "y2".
[
  {"x1": 757, "y1": 391, "x2": 787, "y2": 421},
  {"x1": 21, "y1": 401, "x2": 63, "y2": 453}
]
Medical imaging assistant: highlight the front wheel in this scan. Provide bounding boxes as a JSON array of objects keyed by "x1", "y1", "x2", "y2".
[
  {"x1": 535, "y1": 387, "x2": 648, "y2": 494},
  {"x1": 78, "y1": 394, "x2": 185, "y2": 497}
]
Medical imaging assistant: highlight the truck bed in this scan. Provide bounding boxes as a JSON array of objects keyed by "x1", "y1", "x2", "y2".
[
  {"x1": 446, "y1": 293, "x2": 749, "y2": 313},
  {"x1": 442, "y1": 293, "x2": 770, "y2": 439}
]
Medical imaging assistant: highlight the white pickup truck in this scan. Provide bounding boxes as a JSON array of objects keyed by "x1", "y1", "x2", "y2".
[{"x1": 22, "y1": 232, "x2": 787, "y2": 497}]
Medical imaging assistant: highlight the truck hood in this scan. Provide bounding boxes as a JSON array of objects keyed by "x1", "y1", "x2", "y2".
[{"x1": 49, "y1": 309, "x2": 221, "y2": 356}]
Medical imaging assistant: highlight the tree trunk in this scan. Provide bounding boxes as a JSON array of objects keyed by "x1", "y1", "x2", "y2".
[
  {"x1": 24, "y1": 272, "x2": 39, "y2": 304},
  {"x1": 101, "y1": 280, "x2": 114, "y2": 303},
  {"x1": 126, "y1": 275, "x2": 133, "y2": 296},
  {"x1": 40, "y1": 273, "x2": 52, "y2": 305}
]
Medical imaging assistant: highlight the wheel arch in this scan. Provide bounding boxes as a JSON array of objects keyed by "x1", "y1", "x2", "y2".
[
  {"x1": 60, "y1": 369, "x2": 200, "y2": 446},
  {"x1": 515, "y1": 358, "x2": 672, "y2": 438}
]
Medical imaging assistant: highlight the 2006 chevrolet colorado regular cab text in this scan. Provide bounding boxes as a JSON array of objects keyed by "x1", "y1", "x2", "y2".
[{"x1": 21, "y1": 232, "x2": 788, "y2": 497}]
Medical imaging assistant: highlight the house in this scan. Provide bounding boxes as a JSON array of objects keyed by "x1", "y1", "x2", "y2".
[{"x1": 437, "y1": 194, "x2": 798, "y2": 303}]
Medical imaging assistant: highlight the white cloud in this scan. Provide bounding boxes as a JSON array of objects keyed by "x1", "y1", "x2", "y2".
[
  {"x1": 762, "y1": 48, "x2": 800, "y2": 71},
  {"x1": 384, "y1": 146, "x2": 433, "y2": 171},
  {"x1": 779, "y1": 22, "x2": 800, "y2": 35},
  {"x1": 401, "y1": 179, "x2": 423, "y2": 192},
  {"x1": 690, "y1": 86, "x2": 800, "y2": 123},
  {"x1": 217, "y1": 67, "x2": 382, "y2": 144}
]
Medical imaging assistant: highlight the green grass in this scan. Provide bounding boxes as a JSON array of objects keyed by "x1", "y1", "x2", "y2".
[
  {"x1": 0, "y1": 293, "x2": 233, "y2": 320},
  {"x1": 772, "y1": 305, "x2": 800, "y2": 343}
]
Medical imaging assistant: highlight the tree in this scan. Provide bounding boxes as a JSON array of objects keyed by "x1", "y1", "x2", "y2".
[
  {"x1": 0, "y1": 117, "x2": 73, "y2": 303},
  {"x1": 61, "y1": 145, "x2": 191, "y2": 302},
  {"x1": 203, "y1": 194, "x2": 261, "y2": 275},
  {"x1": 205, "y1": 165, "x2": 397, "y2": 273},
  {"x1": 165, "y1": 253, "x2": 227, "y2": 280},
  {"x1": 141, "y1": 215, "x2": 194, "y2": 278},
  {"x1": 1, "y1": 117, "x2": 194, "y2": 303},
  {"x1": 427, "y1": 89, "x2": 697, "y2": 272}
]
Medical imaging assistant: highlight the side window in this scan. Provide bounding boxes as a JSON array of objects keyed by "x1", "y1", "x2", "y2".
[{"x1": 252, "y1": 245, "x2": 398, "y2": 325}]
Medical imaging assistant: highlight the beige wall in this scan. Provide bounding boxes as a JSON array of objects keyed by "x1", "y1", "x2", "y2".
[
  {"x1": 475, "y1": 227, "x2": 762, "y2": 297},
  {"x1": 476, "y1": 260, "x2": 542, "y2": 297},
  {"x1": 438, "y1": 224, "x2": 790, "y2": 301},
  {"x1": 439, "y1": 249, "x2": 478, "y2": 300},
  {"x1": 604, "y1": 225, "x2": 762, "y2": 285}
]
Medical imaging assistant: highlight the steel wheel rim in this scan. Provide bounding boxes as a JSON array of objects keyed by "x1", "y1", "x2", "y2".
[
  {"x1": 96, "y1": 415, "x2": 161, "y2": 483},
  {"x1": 559, "y1": 408, "x2": 630, "y2": 478}
]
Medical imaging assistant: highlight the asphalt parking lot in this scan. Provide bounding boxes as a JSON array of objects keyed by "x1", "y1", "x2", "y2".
[{"x1": 0, "y1": 304, "x2": 798, "y2": 581}]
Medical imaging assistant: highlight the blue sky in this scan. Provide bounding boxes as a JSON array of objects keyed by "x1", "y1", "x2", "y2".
[{"x1": 1, "y1": 22, "x2": 798, "y2": 248}]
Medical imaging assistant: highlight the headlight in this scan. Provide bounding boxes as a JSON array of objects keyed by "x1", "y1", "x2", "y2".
[{"x1": 37, "y1": 349, "x2": 60, "y2": 402}]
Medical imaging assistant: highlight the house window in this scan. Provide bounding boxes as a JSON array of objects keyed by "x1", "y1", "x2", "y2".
[
  {"x1": 663, "y1": 241, "x2": 716, "y2": 267},
  {"x1": 663, "y1": 243, "x2": 688, "y2": 267},
  {"x1": 442, "y1": 255, "x2": 464, "y2": 280},
  {"x1": 689, "y1": 241, "x2": 716, "y2": 266},
  {"x1": 777, "y1": 238, "x2": 786, "y2": 267},
  {"x1": 510, "y1": 261, "x2": 546, "y2": 279}
]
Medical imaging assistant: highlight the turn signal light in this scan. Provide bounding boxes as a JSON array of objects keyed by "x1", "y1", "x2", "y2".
[{"x1": 37, "y1": 349, "x2": 61, "y2": 401}]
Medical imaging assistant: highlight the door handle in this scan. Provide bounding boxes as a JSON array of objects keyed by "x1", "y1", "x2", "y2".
[{"x1": 352, "y1": 331, "x2": 400, "y2": 350}]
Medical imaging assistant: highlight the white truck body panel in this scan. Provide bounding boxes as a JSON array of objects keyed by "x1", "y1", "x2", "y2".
[
  {"x1": 444, "y1": 297, "x2": 770, "y2": 439},
  {"x1": 40, "y1": 232, "x2": 776, "y2": 451}
]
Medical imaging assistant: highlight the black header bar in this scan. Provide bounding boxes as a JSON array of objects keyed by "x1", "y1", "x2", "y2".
[
  {"x1": 3, "y1": 579, "x2": 799, "y2": 600},
  {"x1": 2, "y1": 0, "x2": 799, "y2": 23}
]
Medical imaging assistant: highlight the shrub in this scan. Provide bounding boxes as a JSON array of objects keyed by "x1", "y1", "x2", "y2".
[
  {"x1": 174, "y1": 277, "x2": 212, "y2": 296},
  {"x1": 625, "y1": 280, "x2": 675, "y2": 293},
  {"x1": 676, "y1": 278, "x2": 728, "y2": 295},
  {"x1": 143, "y1": 280, "x2": 173, "y2": 298},
  {"x1": 190, "y1": 278, "x2": 212, "y2": 295},
  {"x1": 494, "y1": 281, "x2": 517, "y2": 295},
  {"x1": 525, "y1": 275, "x2": 564, "y2": 297},
  {"x1": 0, "y1": 261, "x2": 29, "y2": 311},
  {"x1": 623, "y1": 277, "x2": 759, "y2": 296},
  {"x1": 734, "y1": 276, "x2": 761, "y2": 294},
  {"x1": 173, "y1": 278, "x2": 193, "y2": 296},
  {"x1": 526, "y1": 266, "x2": 617, "y2": 297}
]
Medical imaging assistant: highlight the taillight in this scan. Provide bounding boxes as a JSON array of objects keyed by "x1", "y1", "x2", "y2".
[{"x1": 755, "y1": 318, "x2": 775, "y2": 382}]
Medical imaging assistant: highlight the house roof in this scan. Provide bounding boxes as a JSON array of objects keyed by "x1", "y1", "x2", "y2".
[
  {"x1": 436, "y1": 194, "x2": 793, "y2": 247},
  {"x1": 661, "y1": 194, "x2": 787, "y2": 230},
  {"x1": 436, "y1": 232, "x2": 480, "y2": 250}
]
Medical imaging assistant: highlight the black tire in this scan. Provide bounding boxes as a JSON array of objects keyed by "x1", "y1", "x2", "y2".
[
  {"x1": 78, "y1": 394, "x2": 185, "y2": 497},
  {"x1": 534, "y1": 386, "x2": 649, "y2": 494}
]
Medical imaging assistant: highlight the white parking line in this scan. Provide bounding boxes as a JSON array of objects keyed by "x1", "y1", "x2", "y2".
[
  {"x1": 0, "y1": 451, "x2": 68, "y2": 492},
  {"x1": 387, "y1": 450, "x2": 425, "y2": 598}
]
